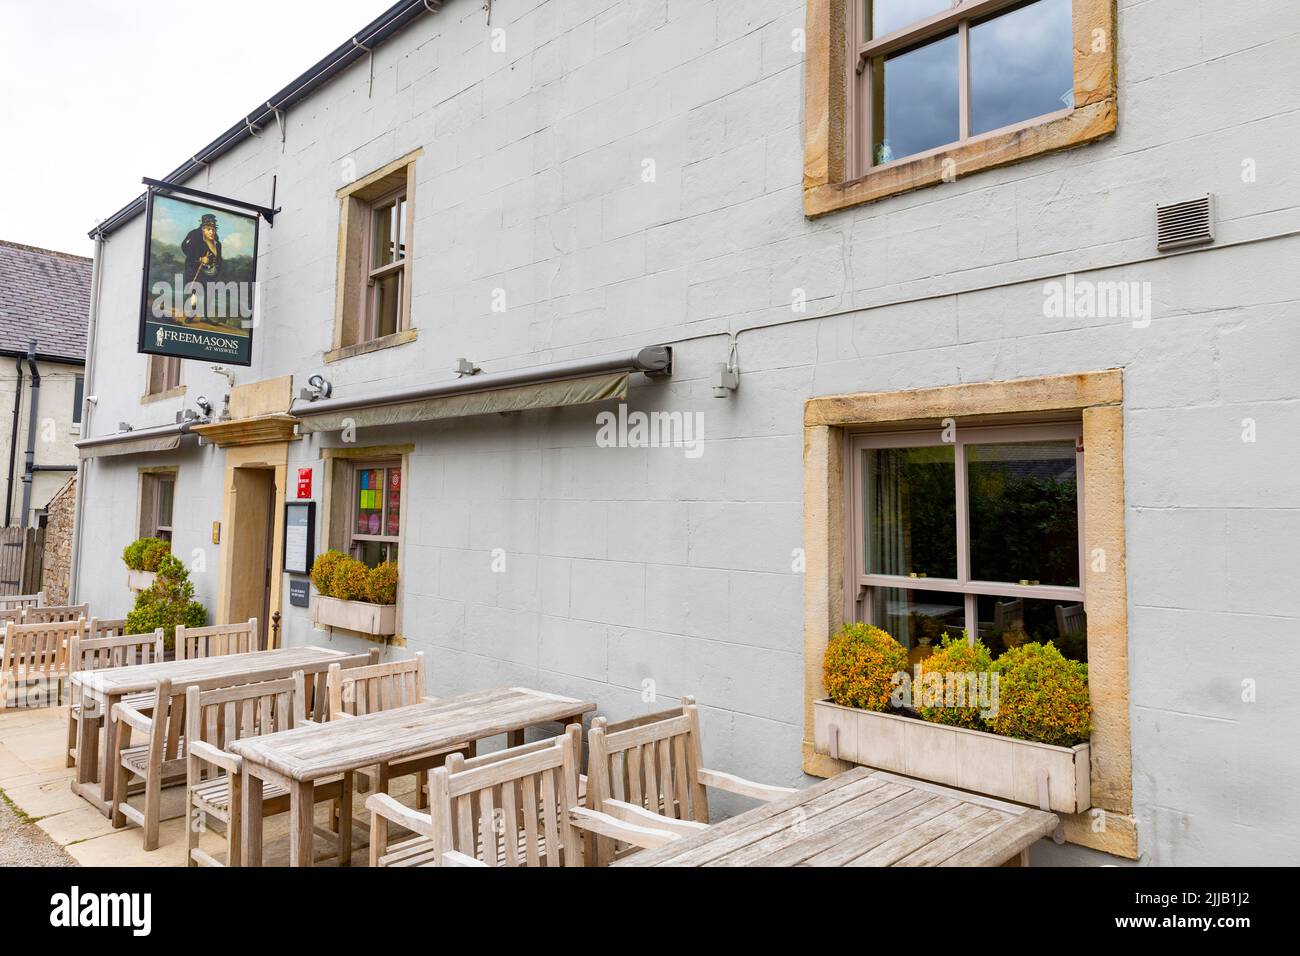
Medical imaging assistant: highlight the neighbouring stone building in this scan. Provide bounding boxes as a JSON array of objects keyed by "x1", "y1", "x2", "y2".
[
  {"x1": 72, "y1": 0, "x2": 1300, "y2": 865},
  {"x1": 39, "y1": 476, "x2": 76, "y2": 604}
]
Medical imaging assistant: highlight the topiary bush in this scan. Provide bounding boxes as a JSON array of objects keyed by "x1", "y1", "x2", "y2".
[
  {"x1": 310, "y1": 550, "x2": 348, "y2": 595},
  {"x1": 823, "y1": 622, "x2": 909, "y2": 712},
  {"x1": 328, "y1": 556, "x2": 371, "y2": 601},
  {"x1": 125, "y1": 554, "x2": 207, "y2": 649},
  {"x1": 140, "y1": 538, "x2": 170, "y2": 572},
  {"x1": 915, "y1": 633, "x2": 995, "y2": 730},
  {"x1": 988, "y1": 641, "x2": 1091, "y2": 747},
  {"x1": 365, "y1": 561, "x2": 399, "y2": 605}
]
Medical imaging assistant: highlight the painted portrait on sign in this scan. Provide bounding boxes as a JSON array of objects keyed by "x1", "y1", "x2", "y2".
[{"x1": 137, "y1": 192, "x2": 259, "y2": 366}]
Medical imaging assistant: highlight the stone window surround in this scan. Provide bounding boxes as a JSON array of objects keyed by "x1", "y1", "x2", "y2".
[
  {"x1": 802, "y1": 0, "x2": 1118, "y2": 217},
  {"x1": 328, "y1": 148, "x2": 422, "y2": 363},
  {"x1": 801, "y1": 370, "x2": 1137, "y2": 858}
]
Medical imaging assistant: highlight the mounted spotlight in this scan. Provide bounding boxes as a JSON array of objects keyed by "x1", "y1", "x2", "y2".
[
  {"x1": 299, "y1": 374, "x2": 333, "y2": 402},
  {"x1": 194, "y1": 395, "x2": 213, "y2": 417}
]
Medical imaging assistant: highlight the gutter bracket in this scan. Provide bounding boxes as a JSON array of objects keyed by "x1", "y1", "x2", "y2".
[
  {"x1": 266, "y1": 102, "x2": 286, "y2": 145},
  {"x1": 353, "y1": 38, "x2": 375, "y2": 97}
]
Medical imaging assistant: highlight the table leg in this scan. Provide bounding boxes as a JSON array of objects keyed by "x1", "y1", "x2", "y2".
[
  {"x1": 98, "y1": 692, "x2": 122, "y2": 814},
  {"x1": 289, "y1": 780, "x2": 314, "y2": 867},
  {"x1": 243, "y1": 772, "x2": 264, "y2": 867},
  {"x1": 74, "y1": 688, "x2": 98, "y2": 785},
  {"x1": 338, "y1": 774, "x2": 353, "y2": 867}
]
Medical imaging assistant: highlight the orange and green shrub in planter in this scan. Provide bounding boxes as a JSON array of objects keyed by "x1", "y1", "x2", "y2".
[
  {"x1": 823, "y1": 622, "x2": 909, "y2": 712},
  {"x1": 308, "y1": 551, "x2": 399, "y2": 637},
  {"x1": 914, "y1": 633, "x2": 994, "y2": 730},
  {"x1": 988, "y1": 641, "x2": 1091, "y2": 747}
]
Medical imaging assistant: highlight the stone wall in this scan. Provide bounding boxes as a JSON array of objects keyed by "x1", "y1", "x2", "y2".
[{"x1": 40, "y1": 476, "x2": 75, "y2": 605}]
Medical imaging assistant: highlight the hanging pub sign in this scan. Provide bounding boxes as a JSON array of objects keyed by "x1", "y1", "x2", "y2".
[{"x1": 136, "y1": 177, "x2": 278, "y2": 367}]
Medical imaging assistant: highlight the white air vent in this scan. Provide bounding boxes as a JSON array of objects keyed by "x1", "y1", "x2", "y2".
[{"x1": 1156, "y1": 194, "x2": 1214, "y2": 251}]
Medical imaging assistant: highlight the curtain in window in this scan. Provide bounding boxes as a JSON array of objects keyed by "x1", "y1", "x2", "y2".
[{"x1": 866, "y1": 449, "x2": 911, "y2": 645}]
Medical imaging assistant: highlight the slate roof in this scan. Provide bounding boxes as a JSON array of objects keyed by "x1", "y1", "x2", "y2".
[{"x1": 0, "y1": 239, "x2": 91, "y2": 364}]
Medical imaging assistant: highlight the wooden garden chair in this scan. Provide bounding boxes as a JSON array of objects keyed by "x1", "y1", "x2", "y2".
[
  {"x1": 174, "y1": 618, "x2": 260, "y2": 660},
  {"x1": 366, "y1": 725, "x2": 678, "y2": 867},
  {"x1": 0, "y1": 592, "x2": 45, "y2": 611},
  {"x1": 87, "y1": 617, "x2": 129, "y2": 639},
  {"x1": 23, "y1": 603, "x2": 89, "y2": 625},
  {"x1": 110, "y1": 677, "x2": 196, "y2": 850},
  {"x1": 65, "y1": 629, "x2": 165, "y2": 769},
  {"x1": 583, "y1": 695, "x2": 797, "y2": 865},
  {"x1": 184, "y1": 672, "x2": 349, "y2": 867},
  {"x1": 0, "y1": 619, "x2": 83, "y2": 712},
  {"x1": 325, "y1": 652, "x2": 469, "y2": 810}
]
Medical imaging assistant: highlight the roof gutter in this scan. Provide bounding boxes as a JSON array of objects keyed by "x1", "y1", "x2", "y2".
[
  {"x1": 291, "y1": 346, "x2": 673, "y2": 421},
  {"x1": 88, "y1": 0, "x2": 442, "y2": 240}
]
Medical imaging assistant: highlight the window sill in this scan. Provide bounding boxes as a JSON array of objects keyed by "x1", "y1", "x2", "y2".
[
  {"x1": 140, "y1": 385, "x2": 187, "y2": 405},
  {"x1": 804, "y1": 99, "x2": 1115, "y2": 217},
  {"x1": 324, "y1": 327, "x2": 418, "y2": 364}
]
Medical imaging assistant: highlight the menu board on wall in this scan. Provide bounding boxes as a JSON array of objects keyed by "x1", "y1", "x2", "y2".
[{"x1": 283, "y1": 502, "x2": 316, "y2": 576}]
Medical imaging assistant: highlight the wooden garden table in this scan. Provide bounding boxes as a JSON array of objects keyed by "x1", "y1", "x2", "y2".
[
  {"x1": 70, "y1": 645, "x2": 363, "y2": 816},
  {"x1": 616, "y1": 766, "x2": 1060, "y2": 866},
  {"x1": 227, "y1": 685, "x2": 596, "y2": 866}
]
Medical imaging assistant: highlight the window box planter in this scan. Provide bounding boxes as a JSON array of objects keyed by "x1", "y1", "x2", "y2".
[
  {"x1": 813, "y1": 698, "x2": 1090, "y2": 814},
  {"x1": 310, "y1": 593, "x2": 396, "y2": 637},
  {"x1": 126, "y1": 569, "x2": 157, "y2": 592}
]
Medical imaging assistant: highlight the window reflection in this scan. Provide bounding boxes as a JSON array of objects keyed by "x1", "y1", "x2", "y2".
[
  {"x1": 871, "y1": 587, "x2": 965, "y2": 659},
  {"x1": 969, "y1": 0, "x2": 1074, "y2": 135},
  {"x1": 976, "y1": 595, "x2": 1086, "y2": 662},
  {"x1": 866, "y1": 445, "x2": 957, "y2": 579},
  {"x1": 871, "y1": 31, "x2": 960, "y2": 165},
  {"x1": 866, "y1": 0, "x2": 953, "y2": 39},
  {"x1": 967, "y1": 439, "x2": 1079, "y2": 587}
]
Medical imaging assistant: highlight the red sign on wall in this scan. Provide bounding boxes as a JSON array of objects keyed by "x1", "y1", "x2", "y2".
[{"x1": 296, "y1": 467, "x2": 313, "y2": 499}]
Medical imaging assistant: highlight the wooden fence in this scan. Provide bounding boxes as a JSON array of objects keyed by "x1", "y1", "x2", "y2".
[{"x1": 0, "y1": 526, "x2": 44, "y2": 595}]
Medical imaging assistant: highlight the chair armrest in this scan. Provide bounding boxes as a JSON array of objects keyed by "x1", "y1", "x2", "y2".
[
  {"x1": 331, "y1": 712, "x2": 355, "y2": 720},
  {"x1": 568, "y1": 807, "x2": 680, "y2": 849},
  {"x1": 601, "y1": 799, "x2": 710, "y2": 837},
  {"x1": 188, "y1": 739, "x2": 241, "y2": 775},
  {"x1": 697, "y1": 767, "x2": 798, "y2": 803},
  {"x1": 365, "y1": 792, "x2": 435, "y2": 838},
  {"x1": 442, "y1": 850, "x2": 487, "y2": 867},
  {"x1": 111, "y1": 701, "x2": 153, "y2": 733}
]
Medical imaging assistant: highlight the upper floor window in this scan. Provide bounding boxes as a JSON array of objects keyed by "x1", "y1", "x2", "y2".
[
  {"x1": 364, "y1": 187, "x2": 407, "y2": 341},
  {"x1": 72, "y1": 374, "x2": 84, "y2": 426},
  {"x1": 330, "y1": 149, "x2": 420, "y2": 359},
  {"x1": 857, "y1": 0, "x2": 1073, "y2": 170},
  {"x1": 803, "y1": 0, "x2": 1116, "y2": 215},
  {"x1": 146, "y1": 354, "x2": 181, "y2": 396},
  {"x1": 849, "y1": 422, "x2": 1087, "y2": 664}
]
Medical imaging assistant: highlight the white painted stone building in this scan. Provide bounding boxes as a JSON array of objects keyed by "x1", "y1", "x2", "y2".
[{"x1": 73, "y1": 0, "x2": 1300, "y2": 865}]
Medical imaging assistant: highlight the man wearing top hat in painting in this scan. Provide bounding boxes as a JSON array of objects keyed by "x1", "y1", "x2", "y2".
[{"x1": 180, "y1": 213, "x2": 222, "y2": 320}]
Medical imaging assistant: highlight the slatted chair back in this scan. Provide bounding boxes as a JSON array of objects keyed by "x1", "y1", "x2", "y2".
[
  {"x1": 0, "y1": 592, "x2": 45, "y2": 611},
  {"x1": 24, "y1": 603, "x2": 89, "y2": 625},
  {"x1": 327, "y1": 652, "x2": 425, "y2": 719},
  {"x1": 434, "y1": 725, "x2": 583, "y2": 867},
  {"x1": 0, "y1": 607, "x2": 24, "y2": 628},
  {"x1": 70, "y1": 629, "x2": 165, "y2": 674},
  {"x1": 88, "y1": 618, "x2": 130, "y2": 640},
  {"x1": 175, "y1": 618, "x2": 259, "y2": 661},
  {"x1": 185, "y1": 672, "x2": 307, "y2": 757},
  {"x1": 1055, "y1": 602, "x2": 1086, "y2": 637},
  {"x1": 0, "y1": 619, "x2": 83, "y2": 710}
]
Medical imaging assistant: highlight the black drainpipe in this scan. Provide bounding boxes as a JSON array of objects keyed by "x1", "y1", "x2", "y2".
[
  {"x1": 19, "y1": 343, "x2": 41, "y2": 529},
  {"x1": 4, "y1": 353, "x2": 23, "y2": 526}
]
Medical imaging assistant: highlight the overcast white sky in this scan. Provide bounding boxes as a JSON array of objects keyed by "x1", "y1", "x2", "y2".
[{"x1": 0, "y1": 0, "x2": 396, "y2": 257}]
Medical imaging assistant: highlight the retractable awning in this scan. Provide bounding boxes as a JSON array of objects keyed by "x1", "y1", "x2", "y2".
[
  {"x1": 292, "y1": 346, "x2": 671, "y2": 435},
  {"x1": 76, "y1": 421, "x2": 196, "y2": 460}
]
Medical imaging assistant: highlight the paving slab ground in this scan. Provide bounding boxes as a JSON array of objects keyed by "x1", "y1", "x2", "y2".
[{"x1": 0, "y1": 705, "x2": 408, "y2": 867}]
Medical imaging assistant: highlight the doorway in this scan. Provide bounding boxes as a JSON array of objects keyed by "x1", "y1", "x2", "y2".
[{"x1": 228, "y1": 467, "x2": 276, "y2": 648}]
